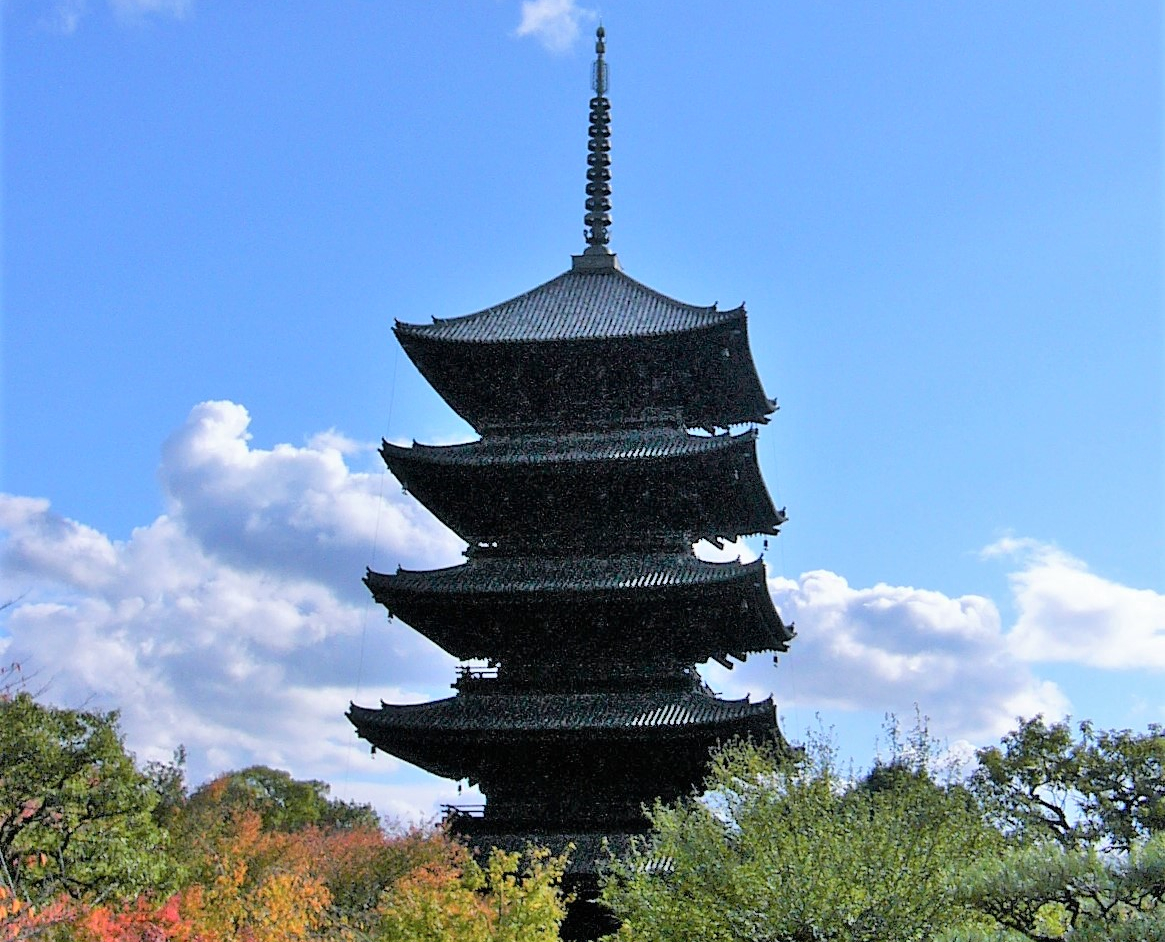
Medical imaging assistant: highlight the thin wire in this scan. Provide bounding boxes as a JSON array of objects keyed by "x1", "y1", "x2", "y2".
[
  {"x1": 767, "y1": 410, "x2": 800, "y2": 740},
  {"x1": 342, "y1": 342, "x2": 401, "y2": 800},
  {"x1": 767, "y1": 418, "x2": 787, "y2": 580},
  {"x1": 359, "y1": 344, "x2": 400, "y2": 691}
]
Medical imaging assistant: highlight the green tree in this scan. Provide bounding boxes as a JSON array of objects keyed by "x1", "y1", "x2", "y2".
[
  {"x1": 600, "y1": 727, "x2": 996, "y2": 942},
  {"x1": 943, "y1": 835, "x2": 1165, "y2": 942},
  {"x1": 946, "y1": 717, "x2": 1165, "y2": 941},
  {"x1": 180, "y1": 765, "x2": 380, "y2": 835},
  {"x1": 971, "y1": 716, "x2": 1165, "y2": 853},
  {"x1": 142, "y1": 746, "x2": 188, "y2": 833},
  {"x1": 0, "y1": 693, "x2": 177, "y2": 906}
]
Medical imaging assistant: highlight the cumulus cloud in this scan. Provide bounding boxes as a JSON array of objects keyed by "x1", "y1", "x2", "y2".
[
  {"x1": 515, "y1": 0, "x2": 592, "y2": 53},
  {"x1": 985, "y1": 537, "x2": 1165, "y2": 670},
  {"x1": 3, "y1": 401, "x2": 1156, "y2": 819},
  {"x1": 158, "y1": 401, "x2": 458, "y2": 596},
  {"x1": 703, "y1": 568, "x2": 1070, "y2": 744},
  {"x1": 0, "y1": 401, "x2": 463, "y2": 819}
]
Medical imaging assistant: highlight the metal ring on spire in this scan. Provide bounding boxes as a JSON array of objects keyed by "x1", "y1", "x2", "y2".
[{"x1": 584, "y1": 25, "x2": 612, "y2": 255}]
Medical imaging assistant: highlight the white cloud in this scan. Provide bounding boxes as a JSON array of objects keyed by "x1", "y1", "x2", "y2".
[
  {"x1": 42, "y1": 0, "x2": 188, "y2": 33},
  {"x1": 0, "y1": 495, "x2": 119, "y2": 591},
  {"x1": 157, "y1": 400, "x2": 460, "y2": 598},
  {"x1": 3, "y1": 402, "x2": 1156, "y2": 819},
  {"x1": 109, "y1": 0, "x2": 191, "y2": 20},
  {"x1": 703, "y1": 567, "x2": 1070, "y2": 744},
  {"x1": 0, "y1": 401, "x2": 463, "y2": 820},
  {"x1": 693, "y1": 537, "x2": 758, "y2": 563},
  {"x1": 47, "y1": 0, "x2": 87, "y2": 34},
  {"x1": 515, "y1": 0, "x2": 592, "y2": 54},
  {"x1": 985, "y1": 537, "x2": 1165, "y2": 670}
]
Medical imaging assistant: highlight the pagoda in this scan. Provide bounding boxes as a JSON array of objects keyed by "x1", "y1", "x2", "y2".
[{"x1": 348, "y1": 26, "x2": 793, "y2": 938}]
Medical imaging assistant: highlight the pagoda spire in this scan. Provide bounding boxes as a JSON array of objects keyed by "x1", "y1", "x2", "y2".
[{"x1": 583, "y1": 25, "x2": 612, "y2": 256}]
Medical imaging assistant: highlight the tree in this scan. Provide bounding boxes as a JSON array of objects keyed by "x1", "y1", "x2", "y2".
[
  {"x1": 943, "y1": 836, "x2": 1165, "y2": 942},
  {"x1": 600, "y1": 726, "x2": 997, "y2": 942},
  {"x1": 971, "y1": 716, "x2": 1165, "y2": 854},
  {"x1": 138, "y1": 759, "x2": 465, "y2": 940},
  {"x1": 946, "y1": 717, "x2": 1165, "y2": 941},
  {"x1": 142, "y1": 747, "x2": 189, "y2": 834},
  {"x1": 0, "y1": 693, "x2": 177, "y2": 907},
  {"x1": 0, "y1": 883, "x2": 73, "y2": 941},
  {"x1": 374, "y1": 842, "x2": 569, "y2": 942},
  {"x1": 181, "y1": 766, "x2": 380, "y2": 835},
  {"x1": 306, "y1": 825, "x2": 460, "y2": 934},
  {"x1": 70, "y1": 893, "x2": 200, "y2": 942},
  {"x1": 174, "y1": 806, "x2": 332, "y2": 942}
]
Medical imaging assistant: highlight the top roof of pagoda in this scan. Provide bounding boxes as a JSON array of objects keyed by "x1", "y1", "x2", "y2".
[{"x1": 395, "y1": 266, "x2": 745, "y2": 346}]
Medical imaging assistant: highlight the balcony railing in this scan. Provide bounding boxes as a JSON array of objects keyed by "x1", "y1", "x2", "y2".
[
  {"x1": 440, "y1": 803, "x2": 485, "y2": 819},
  {"x1": 455, "y1": 665, "x2": 498, "y2": 683}
]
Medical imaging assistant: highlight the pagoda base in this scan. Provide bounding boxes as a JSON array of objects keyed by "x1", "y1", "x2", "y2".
[
  {"x1": 448, "y1": 821, "x2": 642, "y2": 876},
  {"x1": 559, "y1": 877, "x2": 619, "y2": 942}
]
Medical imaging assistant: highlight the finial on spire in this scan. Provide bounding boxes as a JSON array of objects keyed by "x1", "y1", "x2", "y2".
[
  {"x1": 592, "y1": 24, "x2": 607, "y2": 94},
  {"x1": 583, "y1": 23, "x2": 612, "y2": 257}
]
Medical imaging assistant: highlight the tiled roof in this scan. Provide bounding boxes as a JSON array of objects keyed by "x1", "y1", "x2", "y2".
[
  {"x1": 394, "y1": 267, "x2": 744, "y2": 343},
  {"x1": 349, "y1": 687, "x2": 774, "y2": 733},
  {"x1": 384, "y1": 428, "x2": 758, "y2": 468},
  {"x1": 370, "y1": 553, "x2": 767, "y2": 596}
]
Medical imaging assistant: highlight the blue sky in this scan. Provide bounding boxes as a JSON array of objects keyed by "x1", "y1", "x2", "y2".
[{"x1": 3, "y1": 0, "x2": 1163, "y2": 820}]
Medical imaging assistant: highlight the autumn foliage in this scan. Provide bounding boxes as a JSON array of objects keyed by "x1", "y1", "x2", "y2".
[
  {"x1": 15, "y1": 687, "x2": 1159, "y2": 941},
  {"x1": 0, "y1": 695, "x2": 569, "y2": 941},
  {"x1": 376, "y1": 844, "x2": 569, "y2": 942}
]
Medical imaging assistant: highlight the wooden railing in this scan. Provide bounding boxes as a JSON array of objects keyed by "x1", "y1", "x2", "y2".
[
  {"x1": 440, "y1": 803, "x2": 485, "y2": 818},
  {"x1": 455, "y1": 665, "x2": 498, "y2": 682}
]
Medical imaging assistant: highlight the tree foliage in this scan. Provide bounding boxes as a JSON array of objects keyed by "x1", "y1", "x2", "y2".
[
  {"x1": 308, "y1": 825, "x2": 458, "y2": 932},
  {"x1": 0, "y1": 883, "x2": 73, "y2": 942},
  {"x1": 182, "y1": 766, "x2": 380, "y2": 835},
  {"x1": 971, "y1": 716, "x2": 1165, "y2": 853},
  {"x1": 599, "y1": 715, "x2": 1165, "y2": 942},
  {"x1": 944, "y1": 835, "x2": 1165, "y2": 942},
  {"x1": 172, "y1": 805, "x2": 332, "y2": 942},
  {"x1": 601, "y1": 726, "x2": 997, "y2": 942},
  {"x1": 946, "y1": 717, "x2": 1165, "y2": 941},
  {"x1": 0, "y1": 690, "x2": 497, "y2": 941},
  {"x1": 0, "y1": 694, "x2": 176, "y2": 907},
  {"x1": 7, "y1": 683, "x2": 1161, "y2": 942},
  {"x1": 375, "y1": 843, "x2": 569, "y2": 942}
]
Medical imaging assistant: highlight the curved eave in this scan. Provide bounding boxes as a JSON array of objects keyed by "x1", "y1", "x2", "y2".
[
  {"x1": 395, "y1": 312, "x2": 775, "y2": 433},
  {"x1": 350, "y1": 690, "x2": 774, "y2": 739},
  {"x1": 383, "y1": 427, "x2": 761, "y2": 468},
  {"x1": 364, "y1": 554, "x2": 793, "y2": 661},
  {"x1": 368, "y1": 553, "x2": 770, "y2": 598},
  {"x1": 350, "y1": 692, "x2": 774, "y2": 732},
  {"x1": 348, "y1": 693, "x2": 779, "y2": 781},
  {"x1": 381, "y1": 430, "x2": 785, "y2": 546}
]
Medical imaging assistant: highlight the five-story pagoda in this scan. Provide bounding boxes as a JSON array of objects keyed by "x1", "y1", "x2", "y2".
[{"x1": 348, "y1": 26, "x2": 793, "y2": 932}]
